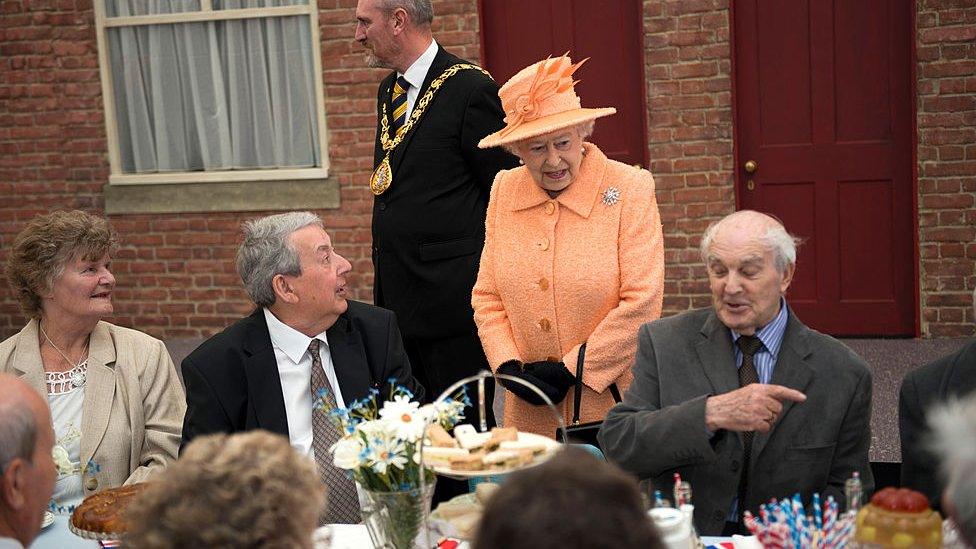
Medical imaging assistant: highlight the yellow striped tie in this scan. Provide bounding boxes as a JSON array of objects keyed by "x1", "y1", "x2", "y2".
[{"x1": 392, "y1": 76, "x2": 410, "y2": 138}]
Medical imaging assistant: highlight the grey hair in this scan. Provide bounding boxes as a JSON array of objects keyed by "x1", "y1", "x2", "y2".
[
  {"x1": 380, "y1": 0, "x2": 433, "y2": 25},
  {"x1": 236, "y1": 212, "x2": 323, "y2": 308},
  {"x1": 699, "y1": 212, "x2": 801, "y2": 274},
  {"x1": 503, "y1": 120, "x2": 596, "y2": 155},
  {"x1": 0, "y1": 401, "x2": 37, "y2": 475},
  {"x1": 929, "y1": 395, "x2": 976, "y2": 544}
]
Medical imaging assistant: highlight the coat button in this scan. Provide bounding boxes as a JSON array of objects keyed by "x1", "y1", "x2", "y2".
[
  {"x1": 378, "y1": 202, "x2": 387, "y2": 211},
  {"x1": 544, "y1": 201, "x2": 556, "y2": 215},
  {"x1": 86, "y1": 477, "x2": 98, "y2": 491},
  {"x1": 536, "y1": 237, "x2": 550, "y2": 251},
  {"x1": 538, "y1": 277, "x2": 549, "y2": 291},
  {"x1": 539, "y1": 318, "x2": 551, "y2": 332}
]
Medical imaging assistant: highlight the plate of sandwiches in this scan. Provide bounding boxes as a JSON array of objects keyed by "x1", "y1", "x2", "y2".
[{"x1": 421, "y1": 424, "x2": 560, "y2": 478}]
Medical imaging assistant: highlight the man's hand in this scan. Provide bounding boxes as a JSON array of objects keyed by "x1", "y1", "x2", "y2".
[{"x1": 705, "y1": 384, "x2": 807, "y2": 433}]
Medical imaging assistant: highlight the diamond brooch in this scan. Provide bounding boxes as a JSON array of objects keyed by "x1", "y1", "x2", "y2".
[{"x1": 601, "y1": 187, "x2": 620, "y2": 206}]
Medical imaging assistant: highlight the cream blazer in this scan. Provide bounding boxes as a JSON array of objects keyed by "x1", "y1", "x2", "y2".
[
  {"x1": 0, "y1": 319, "x2": 185, "y2": 496},
  {"x1": 472, "y1": 143, "x2": 665, "y2": 437}
]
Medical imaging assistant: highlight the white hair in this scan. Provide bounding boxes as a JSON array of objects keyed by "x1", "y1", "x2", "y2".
[
  {"x1": 0, "y1": 399, "x2": 37, "y2": 475},
  {"x1": 504, "y1": 120, "x2": 596, "y2": 155},
  {"x1": 929, "y1": 394, "x2": 976, "y2": 545},
  {"x1": 236, "y1": 212, "x2": 322, "y2": 308},
  {"x1": 699, "y1": 211, "x2": 801, "y2": 274}
]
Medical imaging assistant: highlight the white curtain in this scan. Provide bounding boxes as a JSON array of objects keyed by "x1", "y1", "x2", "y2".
[{"x1": 107, "y1": 0, "x2": 319, "y2": 173}]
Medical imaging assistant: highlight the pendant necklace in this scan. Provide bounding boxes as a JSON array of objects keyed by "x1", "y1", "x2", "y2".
[{"x1": 39, "y1": 323, "x2": 88, "y2": 388}]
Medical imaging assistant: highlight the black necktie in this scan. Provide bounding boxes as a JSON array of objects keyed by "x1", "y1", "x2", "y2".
[{"x1": 735, "y1": 334, "x2": 763, "y2": 518}]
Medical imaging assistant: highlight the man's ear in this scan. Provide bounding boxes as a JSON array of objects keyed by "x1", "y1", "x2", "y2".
[
  {"x1": 1, "y1": 460, "x2": 27, "y2": 510},
  {"x1": 780, "y1": 262, "x2": 796, "y2": 294},
  {"x1": 390, "y1": 7, "x2": 407, "y2": 33},
  {"x1": 272, "y1": 274, "x2": 299, "y2": 305}
]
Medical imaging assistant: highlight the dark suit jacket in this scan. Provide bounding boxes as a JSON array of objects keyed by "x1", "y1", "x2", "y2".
[
  {"x1": 899, "y1": 339, "x2": 976, "y2": 511},
  {"x1": 599, "y1": 307, "x2": 874, "y2": 535},
  {"x1": 181, "y1": 300, "x2": 423, "y2": 446},
  {"x1": 371, "y1": 45, "x2": 517, "y2": 340}
]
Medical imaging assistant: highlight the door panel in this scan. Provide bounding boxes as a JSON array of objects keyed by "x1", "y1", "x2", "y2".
[
  {"x1": 734, "y1": 0, "x2": 915, "y2": 335},
  {"x1": 479, "y1": 0, "x2": 647, "y2": 167}
]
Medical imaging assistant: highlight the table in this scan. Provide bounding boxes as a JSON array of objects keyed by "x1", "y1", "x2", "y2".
[{"x1": 30, "y1": 514, "x2": 99, "y2": 549}]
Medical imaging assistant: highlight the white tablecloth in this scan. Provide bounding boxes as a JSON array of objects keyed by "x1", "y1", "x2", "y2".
[{"x1": 30, "y1": 515, "x2": 99, "y2": 549}]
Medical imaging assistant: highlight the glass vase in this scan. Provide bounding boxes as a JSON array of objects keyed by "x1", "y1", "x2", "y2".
[{"x1": 358, "y1": 481, "x2": 436, "y2": 549}]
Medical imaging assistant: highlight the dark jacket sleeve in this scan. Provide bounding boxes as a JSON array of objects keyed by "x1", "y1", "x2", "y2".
[
  {"x1": 180, "y1": 356, "x2": 232, "y2": 451},
  {"x1": 381, "y1": 310, "x2": 425, "y2": 402},
  {"x1": 899, "y1": 369, "x2": 942, "y2": 510},
  {"x1": 598, "y1": 324, "x2": 718, "y2": 477},
  {"x1": 828, "y1": 365, "x2": 875, "y2": 504},
  {"x1": 460, "y1": 76, "x2": 518, "y2": 193}
]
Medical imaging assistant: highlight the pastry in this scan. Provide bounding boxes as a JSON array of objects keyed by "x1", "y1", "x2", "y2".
[
  {"x1": 71, "y1": 483, "x2": 150, "y2": 536},
  {"x1": 855, "y1": 487, "x2": 941, "y2": 549},
  {"x1": 453, "y1": 424, "x2": 491, "y2": 451},
  {"x1": 448, "y1": 453, "x2": 485, "y2": 471},
  {"x1": 421, "y1": 446, "x2": 471, "y2": 466},
  {"x1": 498, "y1": 439, "x2": 547, "y2": 455},
  {"x1": 485, "y1": 427, "x2": 518, "y2": 450},
  {"x1": 483, "y1": 449, "x2": 534, "y2": 468},
  {"x1": 427, "y1": 424, "x2": 458, "y2": 448}
]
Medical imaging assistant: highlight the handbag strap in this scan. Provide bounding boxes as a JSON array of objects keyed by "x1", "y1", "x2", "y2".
[{"x1": 571, "y1": 343, "x2": 622, "y2": 425}]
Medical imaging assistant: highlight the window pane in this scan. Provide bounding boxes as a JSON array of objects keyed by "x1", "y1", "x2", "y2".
[
  {"x1": 107, "y1": 15, "x2": 320, "y2": 174},
  {"x1": 105, "y1": 0, "x2": 201, "y2": 18}
]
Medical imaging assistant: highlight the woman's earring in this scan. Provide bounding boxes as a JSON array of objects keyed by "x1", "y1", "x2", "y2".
[
  {"x1": 580, "y1": 147, "x2": 586, "y2": 155},
  {"x1": 518, "y1": 158, "x2": 524, "y2": 165}
]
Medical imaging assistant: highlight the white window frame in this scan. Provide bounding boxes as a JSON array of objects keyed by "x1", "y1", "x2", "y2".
[{"x1": 93, "y1": 0, "x2": 330, "y2": 186}]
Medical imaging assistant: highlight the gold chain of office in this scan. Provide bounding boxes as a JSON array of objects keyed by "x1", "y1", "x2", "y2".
[{"x1": 370, "y1": 63, "x2": 492, "y2": 195}]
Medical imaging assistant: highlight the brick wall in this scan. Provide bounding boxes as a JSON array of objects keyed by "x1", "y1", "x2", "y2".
[
  {"x1": 642, "y1": 0, "x2": 735, "y2": 318},
  {"x1": 1, "y1": 0, "x2": 974, "y2": 340},
  {"x1": 0, "y1": 0, "x2": 484, "y2": 339},
  {"x1": 916, "y1": 0, "x2": 976, "y2": 337}
]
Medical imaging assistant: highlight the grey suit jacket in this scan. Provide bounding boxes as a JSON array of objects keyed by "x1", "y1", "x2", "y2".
[
  {"x1": 598, "y1": 307, "x2": 874, "y2": 535},
  {"x1": 0, "y1": 320, "x2": 185, "y2": 500}
]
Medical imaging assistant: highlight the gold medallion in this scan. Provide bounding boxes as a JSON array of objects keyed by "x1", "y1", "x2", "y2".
[{"x1": 370, "y1": 155, "x2": 393, "y2": 195}]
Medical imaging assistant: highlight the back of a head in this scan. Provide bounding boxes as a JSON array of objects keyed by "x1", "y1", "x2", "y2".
[
  {"x1": 125, "y1": 431, "x2": 324, "y2": 549},
  {"x1": 929, "y1": 395, "x2": 976, "y2": 545},
  {"x1": 473, "y1": 448, "x2": 663, "y2": 549}
]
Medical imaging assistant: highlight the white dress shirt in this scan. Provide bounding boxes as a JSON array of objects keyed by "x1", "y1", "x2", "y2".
[
  {"x1": 398, "y1": 39, "x2": 438, "y2": 119},
  {"x1": 263, "y1": 309, "x2": 345, "y2": 458}
]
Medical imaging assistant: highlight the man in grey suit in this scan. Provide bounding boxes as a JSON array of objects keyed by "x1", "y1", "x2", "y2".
[{"x1": 599, "y1": 210, "x2": 874, "y2": 536}]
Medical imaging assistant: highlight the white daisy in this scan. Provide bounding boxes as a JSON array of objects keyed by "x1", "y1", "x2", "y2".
[
  {"x1": 368, "y1": 437, "x2": 407, "y2": 475},
  {"x1": 379, "y1": 395, "x2": 427, "y2": 441}
]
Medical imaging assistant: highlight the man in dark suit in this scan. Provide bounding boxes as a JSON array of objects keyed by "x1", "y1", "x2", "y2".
[
  {"x1": 354, "y1": 0, "x2": 517, "y2": 421},
  {"x1": 599, "y1": 210, "x2": 874, "y2": 536},
  {"x1": 899, "y1": 288, "x2": 976, "y2": 512},
  {"x1": 181, "y1": 212, "x2": 422, "y2": 524}
]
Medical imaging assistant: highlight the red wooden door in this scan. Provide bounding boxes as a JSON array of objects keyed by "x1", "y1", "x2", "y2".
[
  {"x1": 733, "y1": 0, "x2": 916, "y2": 336},
  {"x1": 478, "y1": 0, "x2": 647, "y2": 167}
]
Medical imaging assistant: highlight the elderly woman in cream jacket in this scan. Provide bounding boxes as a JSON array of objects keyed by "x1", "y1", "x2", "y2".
[
  {"x1": 472, "y1": 55, "x2": 665, "y2": 437},
  {"x1": 0, "y1": 210, "x2": 184, "y2": 514}
]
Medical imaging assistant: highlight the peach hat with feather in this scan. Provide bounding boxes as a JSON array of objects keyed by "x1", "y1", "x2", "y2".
[{"x1": 478, "y1": 54, "x2": 616, "y2": 149}]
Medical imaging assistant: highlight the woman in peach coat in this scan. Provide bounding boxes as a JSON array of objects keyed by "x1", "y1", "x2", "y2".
[{"x1": 472, "y1": 55, "x2": 664, "y2": 437}]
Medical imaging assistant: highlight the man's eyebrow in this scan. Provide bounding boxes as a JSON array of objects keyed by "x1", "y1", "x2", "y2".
[
  {"x1": 739, "y1": 255, "x2": 765, "y2": 267},
  {"x1": 317, "y1": 245, "x2": 333, "y2": 254}
]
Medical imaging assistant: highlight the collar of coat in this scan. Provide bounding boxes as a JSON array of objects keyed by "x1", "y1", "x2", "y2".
[{"x1": 510, "y1": 142, "x2": 609, "y2": 218}]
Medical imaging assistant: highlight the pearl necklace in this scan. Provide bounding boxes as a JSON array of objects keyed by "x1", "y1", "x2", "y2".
[{"x1": 38, "y1": 323, "x2": 88, "y2": 388}]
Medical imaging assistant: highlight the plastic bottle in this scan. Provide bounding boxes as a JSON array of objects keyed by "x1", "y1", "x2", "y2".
[{"x1": 845, "y1": 471, "x2": 863, "y2": 515}]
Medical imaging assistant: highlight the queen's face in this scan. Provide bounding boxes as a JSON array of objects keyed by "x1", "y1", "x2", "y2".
[
  {"x1": 45, "y1": 252, "x2": 116, "y2": 322},
  {"x1": 513, "y1": 128, "x2": 585, "y2": 193}
]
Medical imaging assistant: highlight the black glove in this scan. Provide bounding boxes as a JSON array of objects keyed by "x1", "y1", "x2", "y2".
[
  {"x1": 524, "y1": 360, "x2": 575, "y2": 404},
  {"x1": 496, "y1": 360, "x2": 555, "y2": 405}
]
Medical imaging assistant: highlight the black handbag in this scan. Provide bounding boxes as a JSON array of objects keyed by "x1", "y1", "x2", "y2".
[{"x1": 555, "y1": 343, "x2": 621, "y2": 450}]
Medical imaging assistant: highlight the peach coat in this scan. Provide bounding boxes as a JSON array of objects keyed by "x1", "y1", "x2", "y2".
[{"x1": 472, "y1": 143, "x2": 664, "y2": 437}]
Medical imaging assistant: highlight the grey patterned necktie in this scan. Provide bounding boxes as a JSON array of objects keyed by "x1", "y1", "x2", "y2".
[
  {"x1": 308, "y1": 339, "x2": 360, "y2": 524},
  {"x1": 735, "y1": 334, "x2": 763, "y2": 518}
]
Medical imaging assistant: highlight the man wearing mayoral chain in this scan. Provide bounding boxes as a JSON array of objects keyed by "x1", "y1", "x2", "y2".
[{"x1": 355, "y1": 0, "x2": 516, "y2": 426}]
